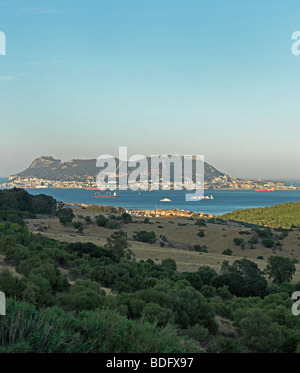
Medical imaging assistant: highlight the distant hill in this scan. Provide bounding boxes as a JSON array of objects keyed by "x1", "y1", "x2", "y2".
[
  {"x1": 11, "y1": 156, "x2": 99, "y2": 182},
  {"x1": 10, "y1": 155, "x2": 226, "y2": 182},
  {"x1": 221, "y1": 201, "x2": 300, "y2": 228},
  {"x1": 8, "y1": 155, "x2": 287, "y2": 190}
]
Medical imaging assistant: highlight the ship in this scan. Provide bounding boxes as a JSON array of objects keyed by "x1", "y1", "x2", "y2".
[
  {"x1": 189, "y1": 194, "x2": 214, "y2": 200},
  {"x1": 201, "y1": 195, "x2": 214, "y2": 200},
  {"x1": 160, "y1": 198, "x2": 172, "y2": 202},
  {"x1": 94, "y1": 191, "x2": 120, "y2": 198},
  {"x1": 254, "y1": 189, "x2": 275, "y2": 192}
]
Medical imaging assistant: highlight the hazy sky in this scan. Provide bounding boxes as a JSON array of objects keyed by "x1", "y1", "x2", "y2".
[{"x1": 0, "y1": 0, "x2": 300, "y2": 180}]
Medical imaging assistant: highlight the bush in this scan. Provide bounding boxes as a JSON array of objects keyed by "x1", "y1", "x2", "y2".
[
  {"x1": 195, "y1": 220, "x2": 206, "y2": 227},
  {"x1": 72, "y1": 221, "x2": 84, "y2": 233},
  {"x1": 121, "y1": 213, "x2": 132, "y2": 223},
  {"x1": 186, "y1": 324, "x2": 209, "y2": 342},
  {"x1": 239, "y1": 309, "x2": 284, "y2": 353},
  {"x1": 207, "y1": 337, "x2": 246, "y2": 353},
  {"x1": 59, "y1": 216, "x2": 73, "y2": 226},
  {"x1": 1, "y1": 298, "x2": 198, "y2": 353},
  {"x1": 133, "y1": 231, "x2": 156, "y2": 244},
  {"x1": 161, "y1": 258, "x2": 177, "y2": 273},
  {"x1": 96, "y1": 215, "x2": 108, "y2": 227},
  {"x1": 248, "y1": 235, "x2": 258, "y2": 244},
  {"x1": 262, "y1": 238, "x2": 275, "y2": 248},
  {"x1": 194, "y1": 245, "x2": 208, "y2": 253},
  {"x1": 233, "y1": 238, "x2": 244, "y2": 246},
  {"x1": 197, "y1": 230, "x2": 205, "y2": 238},
  {"x1": 222, "y1": 248, "x2": 232, "y2": 256},
  {"x1": 84, "y1": 216, "x2": 92, "y2": 224}
]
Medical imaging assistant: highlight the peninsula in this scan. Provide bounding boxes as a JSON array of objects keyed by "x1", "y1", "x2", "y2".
[{"x1": 1, "y1": 155, "x2": 295, "y2": 191}]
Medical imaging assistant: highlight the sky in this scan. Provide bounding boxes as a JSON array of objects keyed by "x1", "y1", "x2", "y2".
[{"x1": 0, "y1": 0, "x2": 300, "y2": 180}]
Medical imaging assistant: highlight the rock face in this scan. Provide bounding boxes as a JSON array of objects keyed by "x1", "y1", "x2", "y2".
[
  {"x1": 11, "y1": 156, "x2": 224, "y2": 182},
  {"x1": 9, "y1": 155, "x2": 287, "y2": 190},
  {"x1": 10, "y1": 156, "x2": 99, "y2": 181},
  {"x1": 29, "y1": 156, "x2": 60, "y2": 169}
]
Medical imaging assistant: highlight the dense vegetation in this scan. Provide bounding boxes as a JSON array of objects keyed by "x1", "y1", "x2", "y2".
[
  {"x1": 0, "y1": 188, "x2": 57, "y2": 215},
  {"x1": 221, "y1": 201, "x2": 300, "y2": 228},
  {"x1": 1, "y1": 189, "x2": 300, "y2": 353}
]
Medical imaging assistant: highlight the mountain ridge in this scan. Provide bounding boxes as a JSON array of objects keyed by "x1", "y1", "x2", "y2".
[{"x1": 6, "y1": 155, "x2": 288, "y2": 190}]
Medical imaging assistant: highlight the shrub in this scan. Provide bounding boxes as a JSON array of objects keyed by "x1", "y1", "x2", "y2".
[
  {"x1": 72, "y1": 221, "x2": 84, "y2": 233},
  {"x1": 59, "y1": 216, "x2": 73, "y2": 226},
  {"x1": 194, "y1": 245, "x2": 208, "y2": 253},
  {"x1": 96, "y1": 215, "x2": 108, "y2": 227},
  {"x1": 133, "y1": 231, "x2": 156, "y2": 244},
  {"x1": 207, "y1": 337, "x2": 246, "y2": 353},
  {"x1": 233, "y1": 238, "x2": 244, "y2": 246},
  {"x1": 222, "y1": 249, "x2": 232, "y2": 256},
  {"x1": 262, "y1": 238, "x2": 274, "y2": 248},
  {"x1": 186, "y1": 324, "x2": 209, "y2": 342},
  {"x1": 161, "y1": 258, "x2": 177, "y2": 273},
  {"x1": 197, "y1": 230, "x2": 205, "y2": 238}
]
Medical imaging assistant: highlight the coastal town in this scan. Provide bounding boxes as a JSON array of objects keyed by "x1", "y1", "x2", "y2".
[
  {"x1": 0, "y1": 175, "x2": 296, "y2": 191},
  {"x1": 126, "y1": 208, "x2": 214, "y2": 219},
  {"x1": 0, "y1": 155, "x2": 297, "y2": 191}
]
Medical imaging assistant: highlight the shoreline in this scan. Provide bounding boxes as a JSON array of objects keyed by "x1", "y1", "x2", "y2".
[
  {"x1": 64, "y1": 202, "x2": 215, "y2": 219},
  {"x1": 1, "y1": 185, "x2": 300, "y2": 191}
]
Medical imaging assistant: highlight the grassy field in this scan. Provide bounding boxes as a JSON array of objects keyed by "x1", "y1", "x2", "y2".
[{"x1": 20, "y1": 205, "x2": 300, "y2": 283}]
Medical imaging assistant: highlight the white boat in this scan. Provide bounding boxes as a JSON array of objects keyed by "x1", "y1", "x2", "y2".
[
  {"x1": 198, "y1": 195, "x2": 214, "y2": 200},
  {"x1": 160, "y1": 198, "x2": 172, "y2": 202}
]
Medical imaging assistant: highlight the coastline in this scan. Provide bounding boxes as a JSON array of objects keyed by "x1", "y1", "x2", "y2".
[
  {"x1": 1, "y1": 184, "x2": 299, "y2": 192},
  {"x1": 64, "y1": 202, "x2": 215, "y2": 219}
]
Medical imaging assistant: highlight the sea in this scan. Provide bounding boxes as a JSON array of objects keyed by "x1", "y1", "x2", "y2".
[{"x1": 1, "y1": 177, "x2": 299, "y2": 216}]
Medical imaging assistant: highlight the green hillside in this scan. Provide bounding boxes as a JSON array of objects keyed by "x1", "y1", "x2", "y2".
[{"x1": 221, "y1": 201, "x2": 300, "y2": 228}]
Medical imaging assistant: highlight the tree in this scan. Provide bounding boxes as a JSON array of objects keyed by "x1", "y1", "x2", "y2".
[
  {"x1": 207, "y1": 337, "x2": 246, "y2": 353},
  {"x1": 121, "y1": 213, "x2": 132, "y2": 223},
  {"x1": 96, "y1": 215, "x2": 108, "y2": 227},
  {"x1": 133, "y1": 231, "x2": 156, "y2": 244},
  {"x1": 222, "y1": 248, "x2": 232, "y2": 256},
  {"x1": 59, "y1": 216, "x2": 73, "y2": 226},
  {"x1": 211, "y1": 272, "x2": 245, "y2": 297},
  {"x1": 57, "y1": 207, "x2": 75, "y2": 219},
  {"x1": 239, "y1": 309, "x2": 284, "y2": 352},
  {"x1": 161, "y1": 258, "x2": 177, "y2": 273},
  {"x1": 197, "y1": 230, "x2": 205, "y2": 238},
  {"x1": 233, "y1": 237, "x2": 244, "y2": 247},
  {"x1": 186, "y1": 324, "x2": 209, "y2": 343},
  {"x1": 57, "y1": 279, "x2": 105, "y2": 311},
  {"x1": 84, "y1": 216, "x2": 92, "y2": 224},
  {"x1": 194, "y1": 245, "x2": 208, "y2": 253},
  {"x1": 104, "y1": 231, "x2": 132, "y2": 258},
  {"x1": 266, "y1": 256, "x2": 296, "y2": 285},
  {"x1": 73, "y1": 221, "x2": 84, "y2": 233},
  {"x1": 262, "y1": 238, "x2": 274, "y2": 248},
  {"x1": 233, "y1": 258, "x2": 267, "y2": 297}
]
